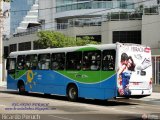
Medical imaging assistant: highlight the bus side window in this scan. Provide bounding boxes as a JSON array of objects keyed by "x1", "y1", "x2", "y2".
[
  {"x1": 66, "y1": 52, "x2": 82, "y2": 70},
  {"x1": 26, "y1": 54, "x2": 38, "y2": 70},
  {"x1": 38, "y1": 54, "x2": 50, "y2": 70},
  {"x1": 51, "y1": 53, "x2": 65, "y2": 70},
  {"x1": 102, "y1": 50, "x2": 116, "y2": 71},
  {"x1": 17, "y1": 55, "x2": 26, "y2": 70},
  {"x1": 83, "y1": 50, "x2": 101, "y2": 71}
]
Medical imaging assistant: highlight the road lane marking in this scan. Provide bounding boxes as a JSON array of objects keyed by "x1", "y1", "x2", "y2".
[{"x1": 48, "y1": 115, "x2": 74, "y2": 120}]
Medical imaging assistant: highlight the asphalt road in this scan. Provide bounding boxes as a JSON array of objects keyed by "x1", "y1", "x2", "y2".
[{"x1": 0, "y1": 88, "x2": 160, "y2": 120}]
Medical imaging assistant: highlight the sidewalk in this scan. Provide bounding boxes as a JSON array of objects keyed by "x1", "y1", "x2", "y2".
[
  {"x1": 120, "y1": 92, "x2": 160, "y2": 105},
  {"x1": 135, "y1": 92, "x2": 159, "y2": 100},
  {"x1": 141, "y1": 92, "x2": 160, "y2": 101},
  {"x1": 135, "y1": 92, "x2": 160, "y2": 101},
  {"x1": 0, "y1": 82, "x2": 6, "y2": 87}
]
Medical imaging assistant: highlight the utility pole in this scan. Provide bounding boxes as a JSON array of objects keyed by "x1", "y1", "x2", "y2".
[{"x1": 0, "y1": 0, "x2": 3, "y2": 83}]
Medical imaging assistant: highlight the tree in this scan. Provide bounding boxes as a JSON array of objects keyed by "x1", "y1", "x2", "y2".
[
  {"x1": 35, "y1": 31, "x2": 100, "y2": 48},
  {"x1": 76, "y1": 36, "x2": 98, "y2": 46}
]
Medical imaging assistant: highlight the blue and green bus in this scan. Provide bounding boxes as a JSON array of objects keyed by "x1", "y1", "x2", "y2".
[{"x1": 6, "y1": 43, "x2": 152, "y2": 101}]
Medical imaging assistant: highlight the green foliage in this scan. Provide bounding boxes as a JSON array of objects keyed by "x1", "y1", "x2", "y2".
[
  {"x1": 76, "y1": 36, "x2": 98, "y2": 46},
  {"x1": 35, "y1": 31, "x2": 100, "y2": 48}
]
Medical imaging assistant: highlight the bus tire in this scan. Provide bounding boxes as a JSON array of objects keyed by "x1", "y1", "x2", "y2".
[
  {"x1": 18, "y1": 81, "x2": 26, "y2": 95},
  {"x1": 67, "y1": 84, "x2": 78, "y2": 102}
]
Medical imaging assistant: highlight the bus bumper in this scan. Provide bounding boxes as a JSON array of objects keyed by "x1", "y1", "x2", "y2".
[{"x1": 130, "y1": 89, "x2": 152, "y2": 96}]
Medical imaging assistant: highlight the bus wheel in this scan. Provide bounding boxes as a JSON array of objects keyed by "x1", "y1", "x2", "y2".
[
  {"x1": 18, "y1": 82, "x2": 26, "y2": 95},
  {"x1": 67, "y1": 85, "x2": 78, "y2": 102}
]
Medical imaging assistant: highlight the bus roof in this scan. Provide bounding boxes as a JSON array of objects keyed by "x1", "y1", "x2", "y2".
[{"x1": 8, "y1": 43, "x2": 150, "y2": 57}]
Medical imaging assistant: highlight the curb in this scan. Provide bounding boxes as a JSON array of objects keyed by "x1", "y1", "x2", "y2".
[
  {"x1": 130, "y1": 98, "x2": 160, "y2": 105},
  {"x1": 115, "y1": 97, "x2": 160, "y2": 106}
]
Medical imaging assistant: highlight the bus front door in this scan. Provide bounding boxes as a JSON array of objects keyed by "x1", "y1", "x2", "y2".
[{"x1": 6, "y1": 58, "x2": 16, "y2": 78}]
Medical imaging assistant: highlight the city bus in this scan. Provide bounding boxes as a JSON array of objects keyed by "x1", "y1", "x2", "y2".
[{"x1": 6, "y1": 43, "x2": 152, "y2": 101}]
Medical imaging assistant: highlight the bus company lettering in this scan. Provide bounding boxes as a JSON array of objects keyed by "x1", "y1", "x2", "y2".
[
  {"x1": 131, "y1": 47, "x2": 149, "y2": 53},
  {"x1": 131, "y1": 46, "x2": 150, "y2": 53},
  {"x1": 131, "y1": 47, "x2": 144, "y2": 52}
]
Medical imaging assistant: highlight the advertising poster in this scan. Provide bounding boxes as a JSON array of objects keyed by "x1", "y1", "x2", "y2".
[{"x1": 117, "y1": 44, "x2": 152, "y2": 96}]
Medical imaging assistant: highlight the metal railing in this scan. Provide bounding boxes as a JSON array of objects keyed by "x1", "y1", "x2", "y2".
[
  {"x1": 13, "y1": 25, "x2": 42, "y2": 37},
  {"x1": 56, "y1": 23, "x2": 69, "y2": 30},
  {"x1": 56, "y1": 17, "x2": 102, "y2": 30},
  {"x1": 68, "y1": 18, "x2": 102, "y2": 27},
  {"x1": 106, "y1": 12, "x2": 143, "y2": 21},
  {"x1": 56, "y1": 11, "x2": 143, "y2": 30},
  {"x1": 144, "y1": 6, "x2": 159, "y2": 15}
]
